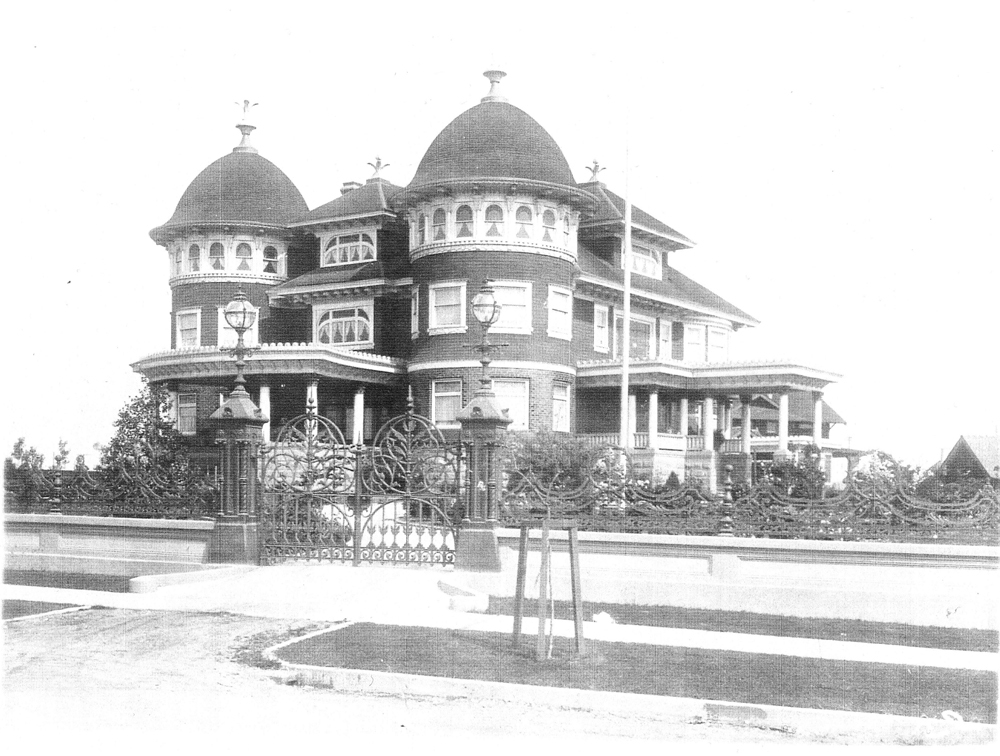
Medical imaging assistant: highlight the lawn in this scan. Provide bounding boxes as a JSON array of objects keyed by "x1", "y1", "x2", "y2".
[
  {"x1": 488, "y1": 598, "x2": 998, "y2": 653},
  {"x1": 274, "y1": 623, "x2": 997, "y2": 723},
  {"x1": 2, "y1": 600, "x2": 79, "y2": 620},
  {"x1": 3, "y1": 570, "x2": 132, "y2": 593}
]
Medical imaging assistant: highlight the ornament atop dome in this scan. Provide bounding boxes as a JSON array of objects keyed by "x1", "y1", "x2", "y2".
[
  {"x1": 481, "y1": 70, "x2": 507, "y2": 103},
  {"x1": 233, "y1": 99, "x2": 259, "y2": 154}
]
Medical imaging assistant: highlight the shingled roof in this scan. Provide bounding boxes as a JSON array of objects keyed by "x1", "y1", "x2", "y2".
[
  {"x1": 577, "y1": 246, "x2": 757, "y2": 325},
  {"x1": 577, "y1": 181, "x2": 694, "y2": 248},
  {"x1": 292, "y1": 177, "x2": 400, "y2": 226}
]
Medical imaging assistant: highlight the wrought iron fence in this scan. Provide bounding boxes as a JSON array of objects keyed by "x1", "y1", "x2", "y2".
[{"x1": 3, "y1": 442, "x2": 219, "y2": 519}]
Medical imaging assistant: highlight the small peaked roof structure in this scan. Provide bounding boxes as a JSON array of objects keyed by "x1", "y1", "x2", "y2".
[
  {"x1": 291, "y1": 177, "x2": 401, "y2": 227},
  {"x1": 577, "y1": 180, "x2": 694, "y2": 250},
  {"x1": 732, "y1": 393, "x2": 846, "y2": 425},
  {"x1": 940, "y1": 435, "x2": 1000, "y2": 481}
]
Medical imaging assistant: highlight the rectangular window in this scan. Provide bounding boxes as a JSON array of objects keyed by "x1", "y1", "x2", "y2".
[
  {"x1": 707, "y1": 327, "x2": 728, "y2": 362},
  {"x1": 315, "y1": 303, "x2": 373, "y2": 347},
  {"x1": 176, "y1": 309, "x2": 200, "y2": 348},
  {"x1": 173, "y1": 250, "x2": 183, "y2": 276},
  {"x1": 658, "y1": 318, "x2": 671, "y2": 359},
  {"x1": 428, "y1": 282, "x2": 466, "y2": 333},
  {"x1": 671, "y1": 321, "x2": 684, "y2": 360},
  {"x1": 431, "y1": 380, "x2": 462, "y2": 427},
  {"x1": 594, "y1": 304, "x2": 609, "y2": 353},
  {"x1": 614, "y1": 316, "x2": 654, "y2": 359},
  {"x1": 492, "y1": 282, "x2": 532, "y2": 334},
  {"x1": 684, "y1": 323, "x2": 705, "y2": 363},
  {"x1": 552, "y1": 384, "x2": 570, "y2": 432},
  {"x1": 410, "y1": 286, "x2": 419, "y2": 339},
  {"x1": 177, "y1": 394, "x2": 197, "y2": 435},
  {"x1": 547, "y1": 286, "x2": 572, "y2": 339},
  {"x1": 218, "y1": 305, "x2": 259, "y2": 347},
  {"x1": 492, "y1": 379, "x2": 529, "y2": 431}
]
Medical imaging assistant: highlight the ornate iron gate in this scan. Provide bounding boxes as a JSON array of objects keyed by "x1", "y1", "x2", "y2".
[{"x1": 259, "y1": 403, "x2": 462, "y2": 565}]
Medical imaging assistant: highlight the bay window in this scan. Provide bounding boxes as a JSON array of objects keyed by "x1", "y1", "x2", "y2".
[{"x1": 322, "y1": 233, "x2": 376, "y2": 266}]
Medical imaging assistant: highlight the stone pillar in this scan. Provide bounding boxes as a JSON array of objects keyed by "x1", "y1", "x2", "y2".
[
  {"x1": 812, "y1": 391, "x2": 824, "y2": 448},
  {"x1": 777, "y1": 391, "x2": 790, "y2": 458},
  {"x1": 352, "y1": 387, "x2": 365, "y2": 445},
  {"x1": 741, "y1": 394, "x2": 753, "y2": 484},
  {"x1": 259, "y1": 385, "x2": 271, "y2": 442},
  {"x1": 455, "y1": 387, "x2": 512, "y2": 572},
  {"x1": 702, "y1": 396, "x2": 715, "y2": 450},
  {"x1": 679, "y1": 396, "x2": 689, "y2": 437},
  {"x1": 647, "y1": 390, "x2": 658, "y2": 449},
  {"x1": 208, "y1": 387, "x2": 267, "y2": 564},
  {"x1": 628, "y1": 393, "x2": 638, "y2": 446}
]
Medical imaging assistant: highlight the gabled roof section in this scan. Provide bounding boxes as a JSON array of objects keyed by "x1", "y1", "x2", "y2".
[
  {"x1": 577, "y1": 181, "x2": 694, "y2": 249},
  {"x1": 733, "y1": 393, "x2": 846, "y2": 425},
  {"x1": 943, "y1": 435, "x2": 1000, "y2": 478},
  {"x1": 291, "y1": 178, "x2": 401, "y2": 227},
  {"x1": 577, "y1": 247, "x2": 758, "y2": 326}
]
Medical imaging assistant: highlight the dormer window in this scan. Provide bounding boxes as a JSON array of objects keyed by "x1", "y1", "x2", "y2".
[
  {"x1": 210, "y1": 242, "x2": 225, "y2": 270},
  {"x1": 515, "y1": 206, "x2": 532, "y2": 238},
  {"x1": 236, "y1": 243, "x2": 253, "y2": 271},
  {"x1": 630, "y1": 244, "x2": 662, "y2": 279},
  {"x1": 263, "y1": 245, "x2": 279, "y2": 274},
  {"x1": 456, "y1": 205, "x2": 473, "y2": 237},
  {"x1": 322, "y1": 234, "x2": 376, "y2": 266},
  {"x1": 485, "y1": 205, "x2": 504, "y2": 237},
  {"x1": 188, "y1": 244, "x2": 201, "y2": 272},
  {"x1": 316, "y1": 304, "x2": 372, "y2": 346},
  {"x1": 432, "y1": 208, "x2": 447, "y2": 240},
  {"x1": 542, "y1": 210, "x2": 556, "y2": 242}
]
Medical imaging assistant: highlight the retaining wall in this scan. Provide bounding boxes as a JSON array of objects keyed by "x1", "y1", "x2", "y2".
[
  {"x1": 455, "y1": 529, "x2": 999, "y2": 630},
  {"x1": 4, "y1": 513, "x2": 217, "y2": 578}
]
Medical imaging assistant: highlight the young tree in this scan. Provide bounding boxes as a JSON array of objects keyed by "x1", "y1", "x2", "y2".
[
  {"x1": 52, "y1": 439, "x2": 70, "y2": 470},
  {"x1": 4, "y1": 438, "x2": 46, "y2": 505},
  {"x1": 99, "y1": 380, "x2": 186, "y2": 471}
]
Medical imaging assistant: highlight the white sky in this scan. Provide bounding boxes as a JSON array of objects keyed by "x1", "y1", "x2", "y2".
[{"x1": 2, "y1": 1, "x2": 997, "y2": 470}]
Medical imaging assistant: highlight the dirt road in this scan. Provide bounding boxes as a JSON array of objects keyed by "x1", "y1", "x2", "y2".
[{"x1": 2, "y1": 607, "x2": 989, "y2": 746}]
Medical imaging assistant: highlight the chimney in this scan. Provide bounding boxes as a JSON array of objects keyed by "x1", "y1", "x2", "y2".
[{"x1": 341, "y1": 181, "x2": 362, "y2": 195}]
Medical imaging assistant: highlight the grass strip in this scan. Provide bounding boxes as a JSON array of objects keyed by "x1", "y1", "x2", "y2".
[
  {"x1": 488, "y1": 598, "x2": 998, "y2": 653},
  {"x1": 276, "y1": 623, "x2": 997, "y2": 723},
  {"x1": 2, "y1": 600, "x2": 80, "y2": 620},
  {"x1": 3, "y1": 571, "x2": 132, "y2": 593}
]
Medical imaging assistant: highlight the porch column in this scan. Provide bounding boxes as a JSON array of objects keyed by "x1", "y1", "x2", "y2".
[
  {"x1": 777, "y1": 391, "x2": 790, "y2": 457},
  {"x1": 259, "y1": 384, "x2": 271, "y2": 442},
  {"x1": 740, "y1": 394, "x2": 752, "y2": 456},
  {"x1": 352, "y1": 387, "x2": 365, "y2": 445},
  {"x1": 724, "y1": 398, "x2": 734, "y2": 437},
  {"x1": 306, "y1": 379, "x2": 319, "y2": 412},
  {"x1": 812, "y1": 391, "x2": 823, "y2": 447},
  {"x1": 702, "y1": 396, "x2": 715, "y2": 450},
  {"x1": 628, "y1": 393, "x2": 638, "y2": 446},
  {"x1": 647, "y1": 390, "x2": 659, "y2": 449},
  {"x1": 679, "y1": 396, "x2": 689, "y2": 437}
]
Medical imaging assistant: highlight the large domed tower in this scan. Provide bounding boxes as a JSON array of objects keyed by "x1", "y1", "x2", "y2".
[{"x1": 396, "y1": 72, "x2": 594, "y2": 432}]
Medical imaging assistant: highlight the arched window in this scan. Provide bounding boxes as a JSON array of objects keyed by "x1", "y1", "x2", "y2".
[
  {"x1": 432, "y1": 208, "x2": 447, "y2": 240},
  {"x1": 317, "y1": 307, "x2": 371, "y2": 345},
  {"x1": 322, "y1": 234, "x2": 376, "y2": 266},
  {"x1": 187, "y1": 244, "x2": 200, "y2": 272},
  {"x1": 515, "y1": 206, "x2": 532, "y2": 239},
  {"x1": 542, "y1": 210, "x2": 557, "y2": 242},
  {"x1": 263, "y1": 245, "x2": 279, "y2": 274},
  {"x1": 485, "y1": 205, "x2": 504, "y2": 237},
  {"x1": 456, "y1": 205, "x2": 473, "y2": 237},
  {"x1": 236, "y1": 242, "x2": 252, "y2": 271},
  {"x1": 418, "y1": 215, "x2": 427, "y2": 245},
  {"x1": 210, "y1": 242, "x2": 225, "y2": 270}
]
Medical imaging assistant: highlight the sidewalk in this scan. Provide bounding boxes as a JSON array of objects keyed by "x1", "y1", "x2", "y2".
[{"x1": 3, "y1": 563, "x2": 997, "y2": 671}]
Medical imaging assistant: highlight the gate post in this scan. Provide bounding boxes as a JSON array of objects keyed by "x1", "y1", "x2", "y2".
[
  {"x1": 208, "y1": 387, "x2": 267, "y2": 564},
  {"x1": 455, "y1": 388, "x2": 511, "y2": 572}
]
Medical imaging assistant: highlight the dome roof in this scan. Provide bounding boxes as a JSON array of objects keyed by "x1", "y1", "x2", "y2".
[
  {"x1": 407, "y1": 100, "x2": 576, "y2": 189},
  {"x1": 150, "y1": 150, "x2": 307, "y2": 242}
]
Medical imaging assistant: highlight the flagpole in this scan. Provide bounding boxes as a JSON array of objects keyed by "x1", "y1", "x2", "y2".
[{"x1": 619, "y1": 143, "x2": 632, "y2": 450}]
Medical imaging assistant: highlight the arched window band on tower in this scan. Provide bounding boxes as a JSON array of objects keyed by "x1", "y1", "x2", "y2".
[{"x1": 485, "y1": 204, "x2": 504, "y2": 237}]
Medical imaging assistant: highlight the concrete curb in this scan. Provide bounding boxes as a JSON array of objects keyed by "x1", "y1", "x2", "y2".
[
  {"x1": 128, "y1": 565, "x2": 258, "y2": 593},
  {"x1": 261, "y1": 624, "x2": 997, "y2": 745},
  {"x1": 3, "y1": 604, "x2": 93, "y2": 623}
]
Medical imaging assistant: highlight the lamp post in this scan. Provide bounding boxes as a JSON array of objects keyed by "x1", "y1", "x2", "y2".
[
  {"x1": 208, "y1": 290, "x2": 267, "y2": 564},
  {"x1": 454, "y1": 281, "x2": 511, "y2": 572}
]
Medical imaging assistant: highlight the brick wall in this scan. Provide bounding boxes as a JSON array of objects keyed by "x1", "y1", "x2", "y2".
[{"x1": 170, "y1": 281, "x2": 273, "y2": 348}]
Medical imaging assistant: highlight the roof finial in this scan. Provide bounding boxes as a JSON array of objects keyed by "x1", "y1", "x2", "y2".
[
  {"x1": 586, "y1": 160, "x2": 606, "y2": 183},
  {"x1": 367, "y1": 156, "x2": 390, "y2": 178},
  {"x1": 233, "y1": 99, "x2": 259, "y2": 154},
  {"x1": 481, "y1": 70, "x2": 508, "y2": 103}
]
